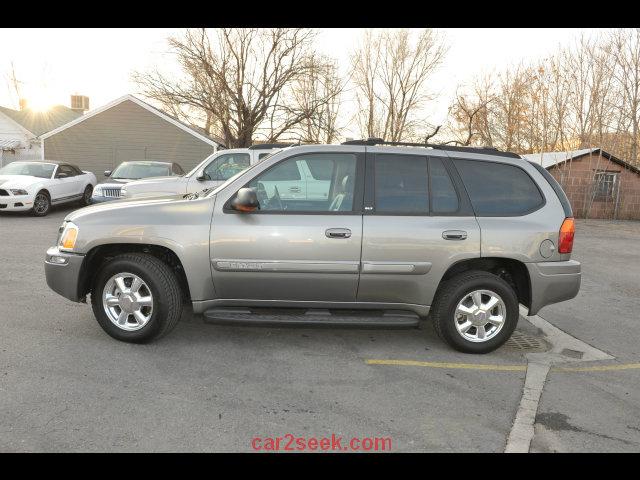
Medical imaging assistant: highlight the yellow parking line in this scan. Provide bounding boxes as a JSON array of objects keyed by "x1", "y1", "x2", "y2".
[
  {"x1": 365, "y1": 359, "x2": 640, "y2": 373},
  {"x1": 365, "y1": 359, "x2": 527, "y2": 371},
  {"x1": 552, "y1": 363, "x2": 640, "y2": 372}
]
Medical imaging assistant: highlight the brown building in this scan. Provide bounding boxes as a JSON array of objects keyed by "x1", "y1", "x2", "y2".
[
  {"x1": 40, "y1": 95, "x2": 223, "y2": 180},
  {"x1": 524, "y1": 148, "x2": 640, "y2": 220}
]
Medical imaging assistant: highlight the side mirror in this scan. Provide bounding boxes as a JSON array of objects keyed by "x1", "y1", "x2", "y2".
[
  {"x1": 231, "y1": 188, "x2": 259, "y2": 212},
  {"x1": 196, "y1": 171, "x2": 211, "y2": 182},
  {"x1": 104, "y1": 170, "x2": 112, "y2": 177}
]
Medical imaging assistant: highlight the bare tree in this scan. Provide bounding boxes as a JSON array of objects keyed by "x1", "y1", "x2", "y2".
[
  {"x1": 352, "y1": 29, "x2": 447, "y2": 142},
  {"x1": 351, "y1": 30, "x2": 383, "y2": 139},
  {"x1": 283, "y1": 55, "x2": 345, "y2": 143},
  {"x1": 5, "y1": 61, "x2": 24, "y2": 109},
  {"x1": 447, "y1": 82, "x2": 495, "y2": 146},
  {"x1": 133, "y1": 28, "x2": 340, "y2": 147},
  {"x1": 610, "y1": 29, "x2": 640, "y2": 162}
]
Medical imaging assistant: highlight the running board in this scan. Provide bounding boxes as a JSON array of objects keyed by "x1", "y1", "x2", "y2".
[{"x1": 202, "y1": 308, "x2": 420, "y2": 328}]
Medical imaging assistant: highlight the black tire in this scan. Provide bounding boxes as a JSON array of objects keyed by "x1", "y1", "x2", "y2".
[
  {"x1": 32, "y1": 190, "x2": 51, "y2": 217},
  {"x1": 80, "y1": 185, "x2": 93, "y2": 206},
  {"x1": 90, "y1": 253, "x2": 183, "y2": 343},
  {"x1": 430, "y1": 270, "x2": 519, "y2": 354}
]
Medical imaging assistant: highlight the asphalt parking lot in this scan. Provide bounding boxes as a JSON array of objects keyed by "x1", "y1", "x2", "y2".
[{"x1": 1, "y1": 205, "x2": 639, "y2": 452}]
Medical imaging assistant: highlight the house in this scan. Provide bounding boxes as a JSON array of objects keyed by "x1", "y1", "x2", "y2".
[
  {"x1": 0, "y1": 103, "x2": 81, "y2": 167},
  {"x1": 40, "y1": 94, "x2": 224, "y2": 180},
  {"x1": 523, "y1": 148, "x2": 640, "y2": 220}
]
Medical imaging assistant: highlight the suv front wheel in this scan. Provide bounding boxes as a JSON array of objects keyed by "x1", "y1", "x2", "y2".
[
  {"x1": 430, "y1": 270, "x2": 519, "y2": 354},
  {"x1": 91, "y1": 253, "x2": 183, "y2": 343}
]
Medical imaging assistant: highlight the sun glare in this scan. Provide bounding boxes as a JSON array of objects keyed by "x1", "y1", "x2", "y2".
[{"x1": 26, "y1": 93, "x2": 55, "y2": 112}]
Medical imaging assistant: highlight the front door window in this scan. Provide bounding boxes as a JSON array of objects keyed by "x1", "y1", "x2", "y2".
[{"x1": 248, "y1": 153, "x2": 357, "y2": 212}]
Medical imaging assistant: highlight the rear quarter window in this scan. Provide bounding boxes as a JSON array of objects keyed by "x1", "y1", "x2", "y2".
[{"x1": 453, "y1": 159, "x2": 544, "y2": 216}]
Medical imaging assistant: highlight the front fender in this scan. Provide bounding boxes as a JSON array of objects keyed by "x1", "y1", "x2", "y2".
[{"x1": 67, "y1": 196, "x2": 216, "y2": 301}]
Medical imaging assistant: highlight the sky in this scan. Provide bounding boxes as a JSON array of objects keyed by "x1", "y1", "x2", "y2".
[{"x1": 0, "y1": 28, "x2": 608, "y2": 137}]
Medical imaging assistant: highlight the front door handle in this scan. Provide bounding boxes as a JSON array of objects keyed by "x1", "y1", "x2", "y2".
[
  {"x1": 326, "y1": 228, "x2": 351, "y2": 239},
  {"x1": 442, "y1": 230, "x2": 467, "y2": 240}
]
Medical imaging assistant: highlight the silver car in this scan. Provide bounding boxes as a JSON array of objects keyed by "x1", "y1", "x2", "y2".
[
  {"x1": 91, "y1": 161, "x2": 185, "y2": 203},
  {"x1": 44, "y1": 140, "x2": 581, "y2": 353}
]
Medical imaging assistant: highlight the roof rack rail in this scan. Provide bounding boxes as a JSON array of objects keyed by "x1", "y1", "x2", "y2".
[
  {"x1": 248, "y1": 143, "x2": 295, "y2": 150},
  {"x1": 341, "y1": 138, "x2": 521, "y2": 159}
]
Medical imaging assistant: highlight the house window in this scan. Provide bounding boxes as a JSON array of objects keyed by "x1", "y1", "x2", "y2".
[{"x1": 594, "y1": 171, "x2": 618, "y2": 200}]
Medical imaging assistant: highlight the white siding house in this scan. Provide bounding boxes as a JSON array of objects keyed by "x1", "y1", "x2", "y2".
[
  {"x1": 0, "y1": 105, "x2": 82, "y2": 167},
  {"x1": 0, "y1": 111, "x2": 37, "y2": 166}
]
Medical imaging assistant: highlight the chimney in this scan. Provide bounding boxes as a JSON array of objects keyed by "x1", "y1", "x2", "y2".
[
  {"x1": 18, "y1": 98, "x2": 28, "y2": 111},
  {"x1": 70, "y1": 95, "x2": 90, "y2": 113}
]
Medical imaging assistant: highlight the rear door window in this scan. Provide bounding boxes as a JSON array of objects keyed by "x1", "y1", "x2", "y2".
[
  {"x1": 429, "y1": 158, "x2": 459, "y2": 214},
  {"x1": 453, "y1": 159, "x2": 544, "y2": 216},
  {"x1": 374, "y1": 154, "x2": 429, "y2": 213}
]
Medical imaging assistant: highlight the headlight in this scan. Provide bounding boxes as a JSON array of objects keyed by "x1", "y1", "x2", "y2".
[
  {"x1": 58, "y1": 222, "x2": 79, "y2": 251},
  {"x1": 92, "y1": 186, "x2": 102, "y2": 196},
  {"x1": 10, "y1": 189, "x2": 28, "y2": 195},
  {"x1": 120, "y1": 187, "x2": 128, "y2": 197}
]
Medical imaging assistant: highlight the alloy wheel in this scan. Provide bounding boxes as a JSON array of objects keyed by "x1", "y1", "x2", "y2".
[
  {"x1": 34, "y1": 193, "x2": 49, "y2": 214},
  {"x1": 454, "y1": 289, "x2": 506, "y2": 342},
  {"x1": 102, "y1": 272, "x2": 154, "y2": 331}
]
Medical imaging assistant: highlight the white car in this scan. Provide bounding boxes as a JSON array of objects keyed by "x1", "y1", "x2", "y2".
[
  {"x1": 0, "y1": 161, "x2": 96, "y2": 216},
  {"x1": 121, "y1": 144, "x2": 289, "y2": 199}
]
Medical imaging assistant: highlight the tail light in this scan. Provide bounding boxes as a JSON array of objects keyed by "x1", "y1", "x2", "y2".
[{"x1": 558, "y1": 217, "x2": 575, "y2": 254}]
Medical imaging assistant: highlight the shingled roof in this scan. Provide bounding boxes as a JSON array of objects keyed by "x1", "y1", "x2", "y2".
[{"x1": 0, "y1": 105, "x2": 82, "y2": 137}]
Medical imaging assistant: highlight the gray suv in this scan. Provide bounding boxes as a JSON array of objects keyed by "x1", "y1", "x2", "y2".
[{"x1": 44, "y1": 140, "x2": 581, "y2": 353}]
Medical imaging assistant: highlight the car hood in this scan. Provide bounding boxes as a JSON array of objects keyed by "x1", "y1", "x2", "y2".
[
  {"x1": 95, "y1": 181, "x2": 132, "y2": 189},
  {"x1": 0, "y1": 175, "x2": 41, "y2": 189},
  {"x1": 65, "y1": 192, "x2": 204, "y2": 223},
  {"x1": 125, "y1": 176, "x2": 185, "y2": 186},
  {"x1": 99, "y1": 178, "x2": 135, "y2": 185}
]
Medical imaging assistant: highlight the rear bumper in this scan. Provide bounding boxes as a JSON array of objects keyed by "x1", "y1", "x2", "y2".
[
  {"x1": 44, "y1": 246, "x2": 85, "y2": 302},
  {"x1": 526, "y1": 260, "x2": 581, "y2": 315}
]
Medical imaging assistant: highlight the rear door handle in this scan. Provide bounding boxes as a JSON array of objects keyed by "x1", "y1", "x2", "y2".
[
  {"x1": 326, "y1": 228, "x2": 351, "y2": 239},
  {"x1": 442, "y1": 230, "x2": 467, "y2": 240},
  {"x1": 289, "y1": 186, "x2": 301, "y2": 193}
]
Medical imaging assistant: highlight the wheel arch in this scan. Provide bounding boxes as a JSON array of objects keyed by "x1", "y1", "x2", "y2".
[
  {"x1": 438, "y1": 257, "x2": 531, "y2": 309},
  {"x1": 35, "y1": 187, "x2": 51, "y2": 198},
  {"x1": 78, "y1": 243, "x2": 191, "y2": 302}
]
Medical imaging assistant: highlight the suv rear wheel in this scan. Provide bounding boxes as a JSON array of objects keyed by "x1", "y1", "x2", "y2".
[
  {"x1": 430, "y1": 270, "x2": 519, "y2": 354},
  {"x1": 91, "y1": 253, "x2": 183, "y2": 343}
]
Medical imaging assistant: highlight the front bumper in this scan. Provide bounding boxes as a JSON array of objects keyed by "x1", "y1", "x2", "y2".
[
  {"x1": 45, "y1": 246, "x2": 85, "y2": 302},
  {"x1": 0, "y1": 194, "x2": 34, "y2": 212},
  {"x1": 526, "y1": 260, "x2": 581, "y2": 316},
  {"x1": 90, "y1": 195, "x2": 119, "y2": 204}
]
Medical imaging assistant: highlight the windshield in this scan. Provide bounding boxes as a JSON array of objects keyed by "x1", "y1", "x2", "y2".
[
  {"x1": 186, "y1": 155, "x2": 213, "y2": 178},
  {"x1": 0, "y1": 162, "x2": 55, "y2": 179},
  {"x1": 201, "y1": 148, "x2": 292, "y2": 197},
  {"x1": 200, "y1": 167, "x2": 255, "y2": 198},
  {"x1": 186, "y1": 148, "x2": 287, "y2": 179},
  {"x1": 111, "y1": 162, "x2": 171, "y2": 180}
]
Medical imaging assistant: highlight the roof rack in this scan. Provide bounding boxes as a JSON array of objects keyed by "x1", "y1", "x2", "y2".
[
  {"x1": 341, "y1": 138, "x2": 521, "y2": 159},
  {"x1": 248, "y1": 143, "x2": 295, "y2": 150}
]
